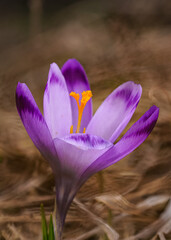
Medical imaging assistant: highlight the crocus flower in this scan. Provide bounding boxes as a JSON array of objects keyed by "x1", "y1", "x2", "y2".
[{"x1": 16, "y1": 59, "x2": 159, "y2": 238}]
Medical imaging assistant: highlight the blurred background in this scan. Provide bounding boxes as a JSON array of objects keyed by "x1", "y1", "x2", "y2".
[{"x1": 0, "y1": 0, "x2": 171, "y2": 239}]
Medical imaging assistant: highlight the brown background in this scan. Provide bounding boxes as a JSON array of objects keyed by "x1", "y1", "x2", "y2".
[{"x1": 0, "y1": 0, "x2": 171, "y2": 239}]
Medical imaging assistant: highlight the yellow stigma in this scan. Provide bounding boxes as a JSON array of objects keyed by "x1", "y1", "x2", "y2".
[{"x1": 70, "y1": 90, "x2": 92, "y2": 133}]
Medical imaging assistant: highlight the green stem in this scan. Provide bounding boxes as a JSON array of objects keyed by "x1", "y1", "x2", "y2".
[{"x1": 40, "y1": 204, "x2": 48, "y2": 240}]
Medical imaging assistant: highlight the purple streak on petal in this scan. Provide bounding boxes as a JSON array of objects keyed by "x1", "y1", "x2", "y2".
[
  {"x1": 63, "y1": 133, "x2": 112, "y2": 150},
  {"x1": 86, "y1": 81, "x2": 142, "y2": 143},
  {"x1": 49, "y1": 71, "x2": 64, "y2": 85},
  {"x1": 116, "y1": 88, "x2": 141, "y2": 110},
  {"x1": 16, "y1": 88, "x2": 43, "y2": 122},
  {"x1": 54, "y1": 134, "x2": 112, "y2": 179},
  {"x1": 43, "y1": 63, "x2": 72, "y2": 138},
  {"x1": 62, "y1": 59, "x2": 89, "y2": 86},
  {"x1": 16, "y1": 83, "x2": 64, "y2": 233},
  {"x1": 16, "y1": 82, "x2": 60, "y2": 171},
  {"x1": 81, "y1": 105, "x2": 159, "y2": 182},
  {"x1": 115, "y1": 88, "x2": 132, "y2": 101},
  {"x1": 61, "y1": 59, "x2": 92, "y2": 133}
]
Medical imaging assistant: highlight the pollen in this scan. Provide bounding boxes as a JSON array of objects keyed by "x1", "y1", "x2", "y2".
[
  {"x1": 70, "y1": 125, "x2": 73, "y2": 134},
  {"x1": 70, "y1": 92, "x2": 79, "y2": 105},
  {"x1": 81, "y1": 91, "x2": 93, "y2": 105},
  {"x1": 70, "y1": 90, "x2": 93, "y2": 133}
]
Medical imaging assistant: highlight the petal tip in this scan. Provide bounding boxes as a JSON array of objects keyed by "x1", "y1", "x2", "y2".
[
  {"x1": 114, "y1": 81, "x2": 142, "y2": 107},
  {"x1": 129, "y1": 105, "x2": 159, "y2": 137},
  {"x1": 48, "y1": 62, "x2": 65, "y2": 86},
  {"x1": 152, "y1": 105, "x2": 160, "y2": 119},
  {"x1": 62, "y1": 58, "x2": 86, "y2": 77},
  {"x1": 16, "y1": 82, "x2": 27, "y2": 97},
  {"x1": 63, "y1": 58, "x2": 81, "y2": 67},
  {"x1": 147, "y1": 105, "x2": 159, "y2": 119},
  {"x1": 16, "y1": 83, "x2": 43, "y2": 122},
  {"x1": 49, "y1": 62, "x2": 59, "y2": 74},
  {"x1": 61, "y1": 59, "x2": 90, "y2": 94},
  {"x1": 152, "y1": 105, "x2": 159, "y2": 111},
  {"x1": 50, "y1": 62, "x2": 58, "y2": 68},
  {"x1": 125, "y1": 81, "x2": 142, "y2": 91}
]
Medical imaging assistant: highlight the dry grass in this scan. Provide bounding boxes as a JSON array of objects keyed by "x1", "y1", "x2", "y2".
[{"x1": 0, "y1": 0, "x2": 171, "y2": 239}]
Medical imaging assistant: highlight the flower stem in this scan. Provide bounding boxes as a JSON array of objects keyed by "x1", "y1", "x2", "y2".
[{"x1": 53, "y1": 198, "x2": 63, "y2": 240}]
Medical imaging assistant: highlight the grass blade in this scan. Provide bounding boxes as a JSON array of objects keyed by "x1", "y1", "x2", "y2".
[
  {"x1": 49, "y1": 214, "x2": 55, "y2": 240},
  {"x1": 41, "y1": 203, "x2": 48, "y2": 240}
]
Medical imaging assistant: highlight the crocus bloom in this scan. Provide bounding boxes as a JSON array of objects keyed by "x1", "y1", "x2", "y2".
[{"x1": 16, "y1": 59, "x2": 159, "y2": 238}]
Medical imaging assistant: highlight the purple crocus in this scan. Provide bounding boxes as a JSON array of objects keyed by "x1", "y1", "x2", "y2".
[{"x1": 16, "y1": 59, "x2": 159, "y2": 238}]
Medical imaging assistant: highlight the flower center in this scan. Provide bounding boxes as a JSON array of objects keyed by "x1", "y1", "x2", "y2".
[{"x1": 70, "y1": 90, "x2": 92, "y2": 133}]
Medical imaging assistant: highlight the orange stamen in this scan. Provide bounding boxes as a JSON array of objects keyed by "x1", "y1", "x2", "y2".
[
  {"x1": 70, "y1": 125, "x2": 73, "y2": 134},
  {"x1": 70, "y1": 90, "x2": 92, "y2": 133},
  {"x1": 70, "y1": 92, "x2": 79, "y2": 107}
]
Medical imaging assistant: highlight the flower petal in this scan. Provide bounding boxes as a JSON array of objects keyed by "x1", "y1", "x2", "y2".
[
  {"x1": 54, "y1": 133, "x2": 112, "y2": 178},
  {"x1": 82, "y1": 105, "x2": 159, "y2": 181},
  {"x1": 61, "y1": 59, "x2": 92, "y2": 133},
  {"x1": 43, "y1": 63, "x2": 72, "y2": 138},
  {"x1": 53, "y1": 133, "x2": 112, "y2": 227},
  {"x1": 16, "y1": 82, "x2": 59, "y2": 169},
  {"x1": 86, "y1": 81, "x2": 142, "y2": 142}
]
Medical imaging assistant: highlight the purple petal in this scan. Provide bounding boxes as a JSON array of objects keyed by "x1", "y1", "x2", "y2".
[
  {"x1": 43, "y1": 63, "x2": 72, "y2": 138},
  {"x1": 86, "y1": 81, "x2": 142, "y2": 142},
  {"x1": 61, "y1": 59, "x2": 92, "y2": 133},
  {"x1": 16, "y1": 83, "x2": 60, "y2": 170},
  {"x1": 54, "y1": 133, "x2": 112, "y2": 178},
  {"x1": 53, "y1": 133, "x2": 112, "y2": 228},
  {"x1": 82, "y1": 105, "x2": 159, "y2": 181}
]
